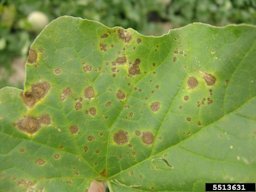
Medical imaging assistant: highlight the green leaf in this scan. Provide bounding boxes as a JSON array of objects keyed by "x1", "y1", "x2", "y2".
[{"x1": 1, "y1": 16, "x2": 256, "y2": 192}]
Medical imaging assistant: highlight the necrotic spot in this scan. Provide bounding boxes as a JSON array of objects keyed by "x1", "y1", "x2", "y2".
[
  {"x1": 113, "y1": 130, "x2": 128, "y2": 145},
  {"x1": 115, "y1": 56, "x2": 127, "y2": 64},
  {"x1": 84, "y1": 86, "x2": 95, "y2": 99},
  {"x1": 83, "y1": 64, "x2": 92, "y2": 72},
  {"x1": 118, "y1": 29, "x2": 132, "y2": 43},
  {"x1": 100, "y1": 43, "x2": 107, "y2": 51},
  {"x1": 75, "y1": 101, "x2": 82, "y2": 110},
  {"x1": 186, "y1": 117, "x2": 192, "y2": 122},
  {"x1": 88, "y1": 135, "x2": 95, "y2": 142},
  {"x1": 38, "y1": 114, "x2": 51, "y2": 125},
  {"x1": 53, "y1": 68, "x2": 62, "y2": 75},
  {"x1": 69, "y1": 125, "x2": 79, "y2": 135},
  {"x1": 101, "y1": 33, "x2": 108, "y2": 38},
  {"x1": 84, "y1": 145, "x2": 88, "y2": 152},
  {"x1": 28, "y1": 49, "x2": 37, "y2": 63},
  {"x1": 187, "y1": 76, "x2": 198, "y2": 89},
  {"x1": 16, "y1": 116, "x2": 40, "y2": 134},
  {"x1": 150, "y1": 101, "x2": 160, "y2": 112},
  {"x1": 53, "y1": 154, "x2": 61, "y2": 160},
  {"x1": 61, "y1": 87, "x2": 72, "y2": 101},
  {"x1": 36, "y1": 159, "x2": 45, "y2": 166},
  {"x1": 184, "y1": 95, "x2": 189, "y2": 101},
  {"x1": 142, "y1": 131, "x2": 154, "y2": 145},
  {"x1": 88, "y1": 107, "x2": 97, "y2": 116},
  {"x1": 105, "y1": 101, "x2": 112, "y2": 107},
  {"x1": 100, "y1": 169, "x2": 107, "y2": 177},
  {"x1": 116, "y1": 90, "x2": 126, "y2": 100},
  {"x1": 135, "y1": 130, "x2": 141, "y2": 136},
  {"x1": 129, "y1": 59, "x2": 141, "y2": 76},
  {"x1": 21, "y1": 82, "x2": 50, "y2": 107},
  {"x1": 31, "y1": 82, "x2": 50, "y2": 99},
  {"x1": 19, "y1": 148, "x2": 25, "y2": 153},
  {"x1": 203, "y1": 72, "x2": 216, "y2": 86}
]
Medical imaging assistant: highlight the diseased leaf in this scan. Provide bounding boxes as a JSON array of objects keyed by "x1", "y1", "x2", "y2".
[{"x1": 0, "y1": 16, "x2": 256, "y2": 192}]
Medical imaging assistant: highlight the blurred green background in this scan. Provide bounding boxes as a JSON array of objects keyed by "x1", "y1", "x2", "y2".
[{"x1": 1, "y1": 0, "x2": 256, "y2": 88}]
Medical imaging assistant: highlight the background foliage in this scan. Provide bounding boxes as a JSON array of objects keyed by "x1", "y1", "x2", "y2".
[{"x1": 1, "y1": 0, "x2": 256, "y2": 88}]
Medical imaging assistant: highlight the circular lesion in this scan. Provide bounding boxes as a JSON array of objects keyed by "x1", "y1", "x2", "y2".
[{"x1": 113, "y1": 130, "x2": 128, "y2": 145}]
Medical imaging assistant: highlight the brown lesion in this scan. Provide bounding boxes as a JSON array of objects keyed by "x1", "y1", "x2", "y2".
[
  {"x1": 141, "y1": 131, "x2": 154, "y2": 145},
  {"x1": 128, "y1": 58, "x2": 141, "y2": 76},
  {"x1": 101, "y1": 33, "x2": 109, "y2": 38},
  {"x1": 100, "y1": 169, "x2": 107, "y2": 177},
  {"x1": 100, "y1": 43, "x2": 107, "y2": 51},
  {"x1": 21, "y1": 82, "x2": 50, "y2": 107},
  {"x1": 84, "y1": 86, "x2": 95, "y2": 99},
  {"x1": 69, "y1": 125, "x2": 79, "y2": 135},
  {"x1": 75, "y1": 101, "x2": 82, "y2": 111},
  {"x1": 16, "y1": 114, "x2": 51, "y2": 135},
  {"x1": 53, "y1": 68, "x2": 62, "y2": 75},
  {"x1": 116, "y1": 89, "x2": 126, "y2": 100},
  {"x1": 83, "y1": 64, "x2": 92, "y2": 72},
  {"x1": 113, "y1": 130, "x2": 128, "y2": 145},
  {"x1": 35, "y1": 159, "x2": 46, "y2": 166},
  {"x1": 187, "y1": 76, "x2": 198, "y2": 89},
  {"x1": 38, "y1": 114, "x2": 51, "y2": 125},
  {"x1": 87, "y1": 135, "x2": 95, "y2": 142},
  {"x1": 115, "y1": 56, "x2": 127, "y2": 65},
  {"x1": 117, "y1": 28, "x2": 132, "y2": 43},
  {"x1": 150, "y1": 101, "x2": 160, "y2": 112},
  {"x1": 27, "y1": 49, "x2": 37, "y2": 63},
  {"x1": 201, "y1": 72, "x2": 216, "y2": 86},
  {"x1": 61, "y1": 87, "x2": 72, "y2": 101},
  {"x1": 88, "y1": 107, "x2": 97, "y2": 116}
]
